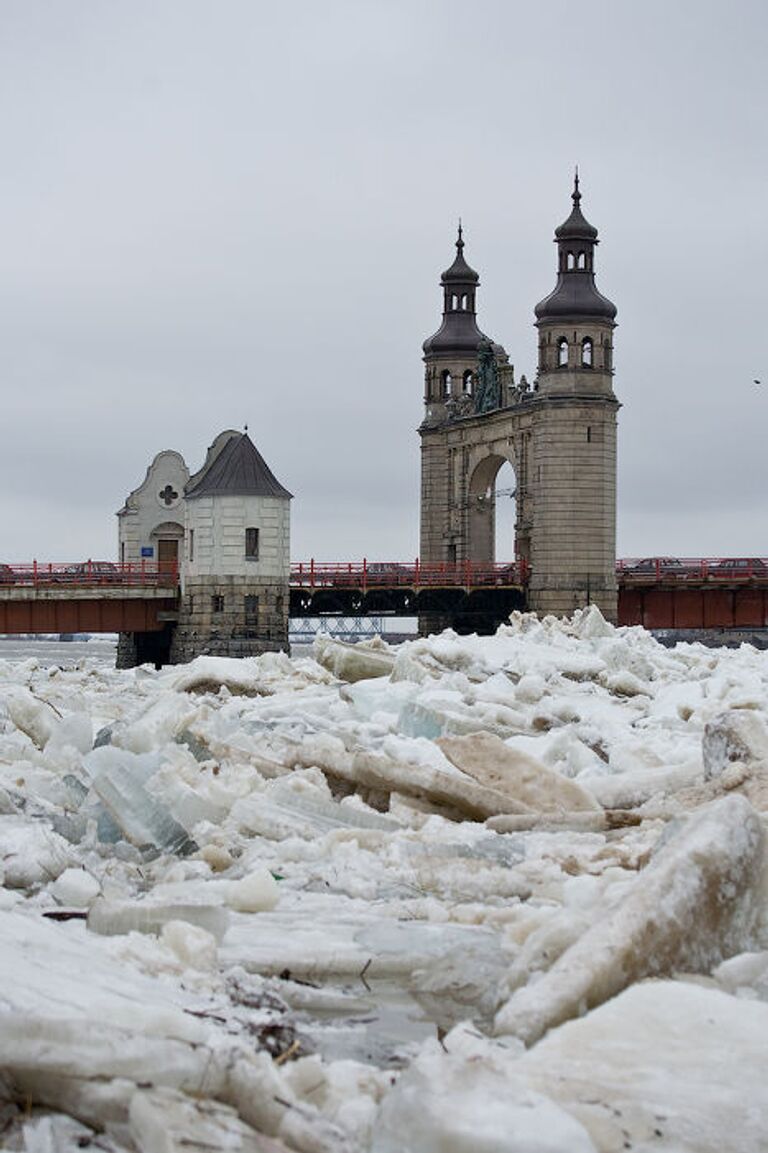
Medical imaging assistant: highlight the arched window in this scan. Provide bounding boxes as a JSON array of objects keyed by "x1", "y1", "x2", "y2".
[
  {"x1": 566, "y1": 252, "x2": 576, "y2": 270},
  {"x1": 558, "y1": 338, "x2": 568, "y2": 367},
  {"x1": 577, "y1": 251, "x2": 586, "y2": 270},
  {"x1": 441, "y1": 370, "x2": 452, "y2": 396},
  {"x1": 451, "y1": 294, "x2": 458, "y2": 310},
  {"x1": 581, "y1": 337, "x2": 593, "y2": 367},
  {"x1": 462, "y1": 370, "x2": 473, "y2": 395},
  {"x1": 461, "y1": 294, "x2": 468, "y2": 310}
]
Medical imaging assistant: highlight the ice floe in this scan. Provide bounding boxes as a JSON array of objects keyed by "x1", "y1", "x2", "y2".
[{"x1": 0, "y1": 608, "x2": 767, "y2": 1149}]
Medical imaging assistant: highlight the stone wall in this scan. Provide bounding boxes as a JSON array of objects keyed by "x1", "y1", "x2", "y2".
[
  {"x1": 169, "y1": 574, "x2": 289, "y2": 662},
  {"x1": 527, "y1": 395, "x2": 618, "y2": 620}
]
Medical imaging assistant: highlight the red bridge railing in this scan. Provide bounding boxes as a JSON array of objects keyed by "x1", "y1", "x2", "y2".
[
  {"x1": 290, "y1": 560, "x2": 528, "y2": 589},
  {"x1": 3, "y1": 557, "x2": 766, "y2": 594},
  {"x1": 0, "y1": 561, "x2": 178, "y2": 587},
  {"x1": 292, "y1": 557, "x2": 768, "y2": 591},
  {"x1": 617, "y1": 557, "x2": 768, "y2": 581}
]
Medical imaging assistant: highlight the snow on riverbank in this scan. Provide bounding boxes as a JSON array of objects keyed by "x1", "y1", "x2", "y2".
[{"x1": 0, "y1": 608, "x2": 767, "y2": 1151}]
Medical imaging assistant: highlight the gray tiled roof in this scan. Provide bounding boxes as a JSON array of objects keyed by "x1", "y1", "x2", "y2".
[{"x1": 185, "y1": 433, "x2": 292, "y2": 500}]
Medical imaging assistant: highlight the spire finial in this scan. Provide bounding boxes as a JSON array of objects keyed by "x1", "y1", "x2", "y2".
[
  {"x1": 244, "y1": 422, "x2": 248, "y2": 434},
  {"x1": 573, "y1": 166, "x2": 580, "y2": 204},
  {"x1": 457, "y1": 218, "x2": 464, "y2": 250}
]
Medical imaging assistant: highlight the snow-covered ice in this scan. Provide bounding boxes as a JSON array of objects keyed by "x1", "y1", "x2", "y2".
[{"x1": 0, "y1": 608, "x2": 767, "y2": 1150}]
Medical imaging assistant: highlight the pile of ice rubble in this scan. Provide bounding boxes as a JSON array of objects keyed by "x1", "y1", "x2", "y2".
[{"x1": 0, "y1": 608, "x2": 768, "y2": 1151}]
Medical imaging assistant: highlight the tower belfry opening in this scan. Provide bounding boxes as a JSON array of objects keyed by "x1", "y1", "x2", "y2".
[{"x1": 419, "y1": 179, "x2": 619, "y2": 629}]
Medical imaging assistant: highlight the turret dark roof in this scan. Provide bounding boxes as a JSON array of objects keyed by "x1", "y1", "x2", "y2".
[
  {"x1": 441, "y1": 224, "x2": 479, "y2": 284},
  {"x1": 423, "y1": 319, "x2": 506, "y2": 358},
  {"x1": 535, "y1": 175, "x2": 617, "y2": 324},
  {"x1": 185, "y1": 433, "x2": 292, "y2": 500},
  {"x1": 423, "y1": 226, "x2": 506, "y2": 357},
  {"x1": 554, "y1": 173, "x2": 599, "y2": 241},
  {"x1": 534, "y1": 278, "x2": 617, "y2": 322}
]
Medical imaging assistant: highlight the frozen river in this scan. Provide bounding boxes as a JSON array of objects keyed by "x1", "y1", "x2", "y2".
[
  {"x1": 0, "y1": 637, "x2": 118, "y2": 666},
  {"x1": 0, "y1": 610, "x2": 767, "y2": 1151}
]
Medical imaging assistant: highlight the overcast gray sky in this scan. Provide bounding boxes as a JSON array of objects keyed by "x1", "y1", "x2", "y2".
[{"x1": 1, "y1": 0, "x2": 766, "y2": 564}]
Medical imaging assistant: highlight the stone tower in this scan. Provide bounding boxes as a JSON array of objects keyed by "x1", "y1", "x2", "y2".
[
  {"x1": 529, "y1": 174, "x2": 619, "y2": 618},
  {"x1": 420, "y1": 226, "x2": 511, "y2": 568},
  {"x1": 419, "y1": 178, "x2": 619, "y2": 625},
  {"x1": 171, "y1": 431, "x2": 292, "y2": 661}
]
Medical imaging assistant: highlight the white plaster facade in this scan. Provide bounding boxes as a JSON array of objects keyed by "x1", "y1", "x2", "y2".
[
  {"x1": 183, "y1": 495, "x2": 289, "y2": 586},
  {"x1": 117, "y1": 451, "x2": 188, "y2": 569}
]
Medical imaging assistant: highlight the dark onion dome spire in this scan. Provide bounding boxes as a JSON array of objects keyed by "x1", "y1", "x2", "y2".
[
  {"x1": 185, "y1": 432, "x2": 292, "y2": 500},
  {"x1": 440, "y1": 220, "x2": 480, "y2": 284},
  {"x1": 535, "y1": 173, "x2": 617, "y2": 323},
  {"x1": 554, "y1": 170, "x2": 598, "y2": 241},
  {"x1": 423, "y1": 224, "x2": 507, "y2": 358}
]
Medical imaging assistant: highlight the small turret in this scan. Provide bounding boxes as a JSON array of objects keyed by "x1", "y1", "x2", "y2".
[
  {"x1": 534, "y1": 174, "x2": 617, "y2": 392},
  {"x1": 535, "y1": 172, "x2": 617, "y2": 325},
  {"x1": 422, "y1": 225, "x2": 507, "y2": 422}
]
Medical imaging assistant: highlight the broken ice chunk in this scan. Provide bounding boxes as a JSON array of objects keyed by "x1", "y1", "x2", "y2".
[
  {"x1": 495, "y1": 794, "x2": 767, "y2": 1044},
  {"x1": 22, "y1": 1114, "x2": 104, "y2": 1153},
  {"x1": 62, "y1": 773, "x2": 89, "y2": 807},
  {"x1": 160, "y1": 921, "x2": 219, "y2": 971},
  {"x1": 155, "y1": 869, "x2": 281, "y2": 914},
  {"x1": 313, "y1": 635, "x2": 396, "y2": 682},
  {"x1": 397, "y1": 696, "x2": 519, "y2": 741},
  {"x1": 711, "y1": 950, "x2": 768, "y2": 1001},
  {"x1": 437, "y1": 733, "x2": 602, "y2": 814},
  {"x1": 3, "y1": 686, "x2": 57, "y2": 749},
  {"x1": 703, "y1": 709, "x2": 768, "y2": 779},
  {"x1": 129, "y1": 1086, "x2": 293, "y2": 1153},
  {"x1": 88, "y1": 897, "x2": 229, "y2": 941},
  {"x1": 147, "y1": 770, "x2": 229, "y2": 831},
  {"x1": 370, "y1": 1032, "x2": 596, "y2": 1153},
  {"x1": 518, "y1": 981, "x2": 768, "y2": 1153},
  {"x1": 93, "y1": 723, "x2": 114, "y2": 748},
  {"x1": 83, "y1": 745, "x2": 161, "y2": 785},
  {"x1": 95, "y1": 805, "x2": 123, "y2": 844},
  {"x1": 48, "y1": 867, "x2": 101, "y2": 908},
  {"x1": 175, "y1": 726, "x2": 214, "y2": 762},
  {"x1": 0, "y1": 818, "x2": 72, "y2": 888},
  {"x1": 44, "y1": 712, "x2": 93, "y2": 756},
  {"x1": 92, "y1": 762, "x2": 197, "y2": 857}
]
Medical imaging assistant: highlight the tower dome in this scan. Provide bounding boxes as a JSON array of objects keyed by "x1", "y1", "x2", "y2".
[
  {"x1": 554, "y1": 172, "x2": 599, "y2": 241},
  {"x1": 423, "y1": 225, "x2": 505, "y2": 357},
  {"x1": 535, "y1": 174, "x2": 617, "y2": 323},
  {"x1": 440, "y1": 223, "x2": 480, "y2": 284}
]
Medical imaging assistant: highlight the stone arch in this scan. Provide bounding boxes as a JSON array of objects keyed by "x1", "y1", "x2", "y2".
[
  {"x1": 467, "y1": 451, "x2": 516, "y2": 564},
  {"x1": 150, "y1": 521, "x2": 184, "y2": 539}
]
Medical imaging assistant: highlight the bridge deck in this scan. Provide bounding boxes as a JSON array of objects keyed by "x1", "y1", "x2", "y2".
[
  {"x1": 0, "y1": 563, "x2": 178, "y2": 634},
  {"x1": 1, "y1": 559, "x2": 766, "y2": 634}
]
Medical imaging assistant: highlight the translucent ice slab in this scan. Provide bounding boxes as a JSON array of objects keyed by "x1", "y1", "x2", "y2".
[
  {"x1": 231, "y1": 781, "x2": 399, "y2": 841},
  {"x1": 88, "y1": 897, "x2": 229, "y2": 941},
  {"x1": 91, "y1": 762, "x2": 197, "y2": 857},
  {"x1": 223, "y1": 897, "x2": 502, "y2": 982}
]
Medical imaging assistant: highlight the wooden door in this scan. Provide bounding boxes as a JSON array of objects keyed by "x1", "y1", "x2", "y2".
[{"x1": 158, "y1": 539, "x2": 179, "y2": 574}]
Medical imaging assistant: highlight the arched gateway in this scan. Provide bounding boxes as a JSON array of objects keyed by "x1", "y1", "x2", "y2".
[{"x1": 420, "y1": 177, "x2": 619, "y2": 627}]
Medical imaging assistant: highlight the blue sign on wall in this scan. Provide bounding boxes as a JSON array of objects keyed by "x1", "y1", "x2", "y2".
[{"x1": 141, "y1": 546, "x2": 154, "y2": 557}]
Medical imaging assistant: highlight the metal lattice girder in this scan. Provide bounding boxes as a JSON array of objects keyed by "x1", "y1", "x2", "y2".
[{"x1": 289, "y1": 616, "x2": 385, "y2": 642}]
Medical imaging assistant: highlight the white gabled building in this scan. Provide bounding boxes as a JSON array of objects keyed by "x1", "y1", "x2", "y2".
[
  {"x1": 116, "y1": 450, "x2": 189, "y2": 574},
  {"x1": 117, "y1": 429, "x2": 292, "y2": 666}
]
